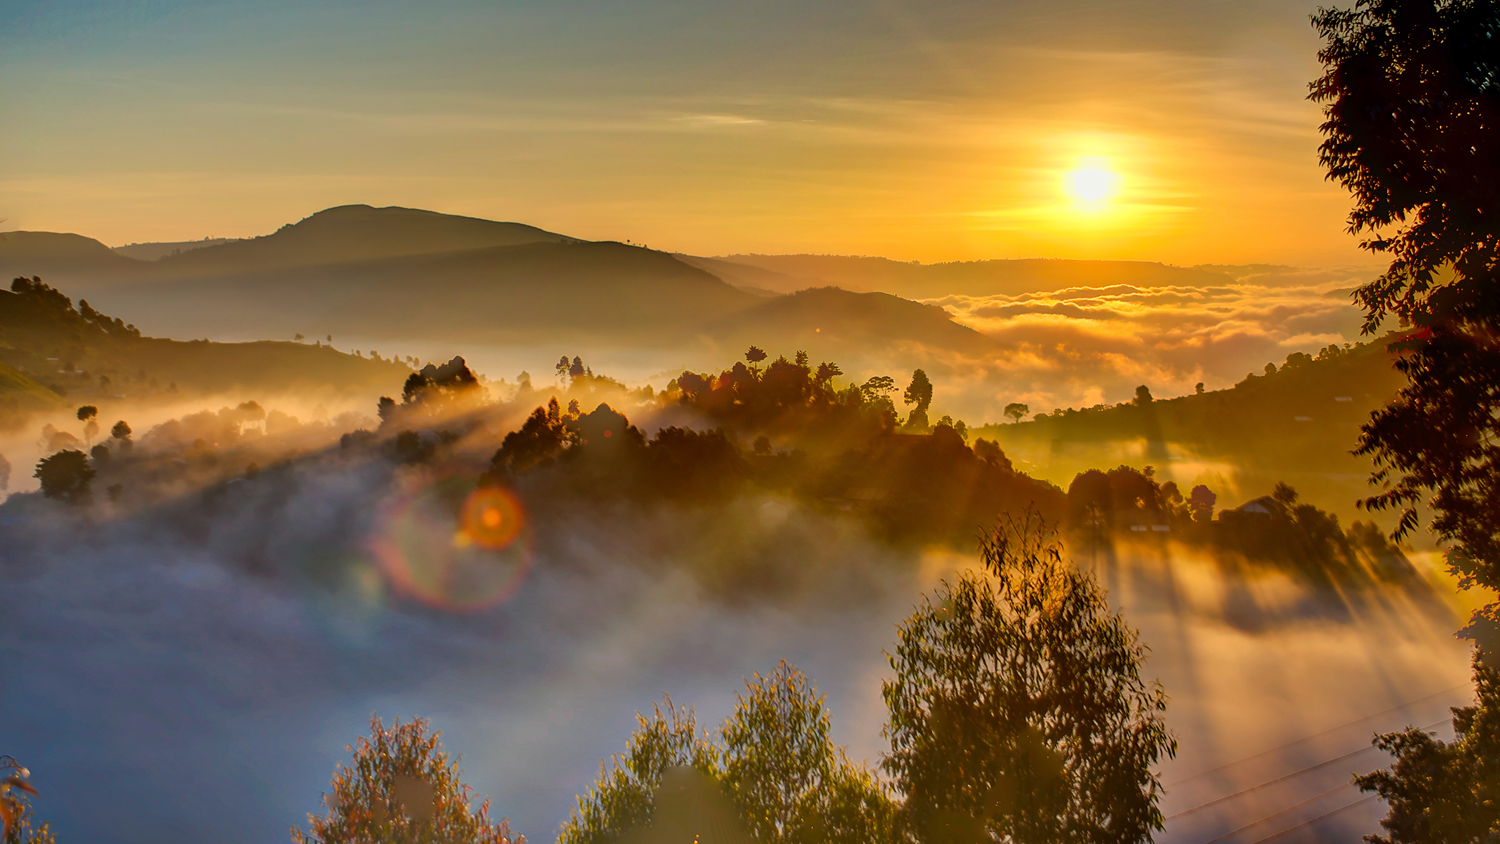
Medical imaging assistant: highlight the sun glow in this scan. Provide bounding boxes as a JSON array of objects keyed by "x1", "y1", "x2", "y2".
[{"x1": 1064, "y1": 159, "x2": 1121, "y2": 208}]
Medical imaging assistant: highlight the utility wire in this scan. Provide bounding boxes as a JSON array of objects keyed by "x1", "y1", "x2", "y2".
[
  {"x1": 1166, "y1": 719, "x2": 1445, "y2": 822},
  {"x1": 1198, "y1": 782, "x2": 1352, "y2": 844},
  {"x1": 1242, "y1": 795, "x2": 1378, "y2": 844},
  {"x1": 1168, "y1": 683, "x2": 1466, "y2": 786}
]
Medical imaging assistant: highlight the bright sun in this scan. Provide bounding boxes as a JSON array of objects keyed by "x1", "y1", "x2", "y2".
[{"x1": 1064, "y1": 160, "x2": 1120, "y2": 207}]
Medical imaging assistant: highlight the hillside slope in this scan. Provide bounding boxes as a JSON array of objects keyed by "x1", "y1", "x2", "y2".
[
  {"x1": 90, "y1": 240, "x2": 763, "y2": 344},
  {"x1": 973, "y1": 339, "x2": 1408, "y2": 521},
  {"x1": 0, "y1": 278, "x2": 410, "y2": 430},
  {"x1": 0, "y1": 231, "x2": 147, "y2": 282},
  {"x1": 705, "y1": 287, "x2": 996, "y2": 358}
]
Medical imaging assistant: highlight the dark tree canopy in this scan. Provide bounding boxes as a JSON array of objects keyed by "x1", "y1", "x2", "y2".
[
  {"x1": 34, "y1": 450, "x2": 95, "y2": 504},
  {"x1": 1356, "y1": 653, "x2": 1500, "y2": 843},
  {"x1": 1312, "y1": 0, "x2": 1500, "y2": 649}
]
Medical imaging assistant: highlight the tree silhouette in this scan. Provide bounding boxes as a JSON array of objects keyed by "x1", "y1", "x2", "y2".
[
  {"x1": 34, "y1": 450, "x2": 94, "y2": 504},
  {"x1": 1133, "y1": 385, "x2": 1153, "y2": 407},
  {"x1": 1004, "y1": 402, "x2": 1029, "y2": 424},
  {"x1": 75, "y1": 405, "x2": 96, "y2": 422},
  {"x1": 860, "y1": 376, "x2": 895, "y2": 403},
  {"x1": 1313, "y1": 0, "x2": 1500, "y2": 649},
  {"x1": 1188, "y1": 484, "x2": 1217, "y2": 523},
  {"x1": 903, "y1": 370, "x2": 933, "y2": 431},
  {"x1": 883, "y1": 513, "x2": 1174, "y2": 844},
  {"x1": 1356, "y1": 652, "x2": 1500, "y2": 844},
  {"x1": 745, "y1": 346, "x2": 768, "y2": 367}
]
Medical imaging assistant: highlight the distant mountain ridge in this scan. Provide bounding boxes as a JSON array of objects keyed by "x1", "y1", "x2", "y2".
[
  {"x1": 0, "y1": 205, "x2": 1325, "y2": 371},
  {"x1": 713, "y1": 254, "x2": 1240, "y2": 298}
]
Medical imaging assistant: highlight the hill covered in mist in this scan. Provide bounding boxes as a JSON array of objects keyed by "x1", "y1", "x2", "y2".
[
  {"x1": 0, "y1": 277, "x2": 410, "y2": 431},
  {"x1": 975, "y1": 338, "x2": 1409, "y2": 521},
  {"x1": 0, "y1": 205, "x2": 1022, "y2": 364},
  {"x1": 710, "y1": 254, "x2": 1244, "y2": 298}
]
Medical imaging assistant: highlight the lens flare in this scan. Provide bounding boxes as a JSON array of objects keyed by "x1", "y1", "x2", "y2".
[
  {"x1": 371, "y1": 473, "x2": 533, "y2": 612},
  {"x1": 461, "y1": 486, "x2": 525, "y2": 550}
]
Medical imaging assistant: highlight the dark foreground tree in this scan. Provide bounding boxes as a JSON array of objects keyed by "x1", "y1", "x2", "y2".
[
  {"x1": 292, "y1": 715, "x2": 522, "y2": 844},
  {"x1": 1311, "y1": 0, "x2": 1500, "y2": 647},
  {"x1": 1355, "y1": 652, "x2": 1500, "y2": 843},
  {"x1": 882, "y1": 513, "x2": 1174, "y2": 844},
  {"x1": 33, "y1": 450, "x2": 93, "y2": 504}
]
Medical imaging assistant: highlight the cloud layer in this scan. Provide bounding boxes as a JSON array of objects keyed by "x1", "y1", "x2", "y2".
[{"x1": 918, "y1": 270, "x2": 1380, "y2": 420}]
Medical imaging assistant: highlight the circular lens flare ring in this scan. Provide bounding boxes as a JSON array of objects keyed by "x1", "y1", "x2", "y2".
[{"x1": 371, "y1": 471, "x2": 534, "y2": 613}]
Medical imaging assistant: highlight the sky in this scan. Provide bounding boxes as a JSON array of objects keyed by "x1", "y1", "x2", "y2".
[{"x1": 0, "y1": 0, "x2": 1370, "y2": 265}]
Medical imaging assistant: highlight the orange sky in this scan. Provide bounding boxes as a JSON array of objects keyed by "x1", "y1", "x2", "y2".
[{"x1": 0, "y1": 0, "x2": 1371, "y2": 266}]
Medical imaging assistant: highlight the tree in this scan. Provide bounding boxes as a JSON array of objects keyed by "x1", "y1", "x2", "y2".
[
  {"x1": 1355, "y1": 652, "x2": 1500, "y2": 844},
  {"x1": 1312, "y1": 0, "x2": 1500, "y2": 648},
  {"x1": 882, "y1": 513, "x2": 1174, "y2": 844},
  {"x1": 111, "y1": 420, "x2": 131, "y2": 441},
  {"x1": 1188, "y1": 484, "x2": 1217, "y2": 523},
  {"x1": 1, "y1": 757, "x2": 53, "y2": 844},
  {"x1": 1194, "y1": 382, "x2": 1205, "y2": 395},
  {"x1": 557, "y1": 356, "x2": 571, "y2": 380},
  {"x1": 34, "y1": 450, "x2": 94, "y2": 504},
  {"x1": 1272, "y1": 482, "x2": 1299, "y2": 508},
  {"x1": 558, "y1": 699, "x2": 720, "y2": 844},
  {"x1": 860, "y1": 376, "x2": 896, "y2": 404},
  {"x1": 1133, "y1": 385, "x2": 1153, "y2": 407},
  {"x1": 1004, "y1": 403, "x2": 1029, "y2": 424},
  {"x1": 77, "y1": 406, "x2": 99, "y2": 446},
  {"x1": 570, "y1": 356, "x2": 586, "y2": 379},
  {"x1": 292, "y1": 715, "x2": 522, "y2": 844},
  {"x1": 721, "y1": 662, "x2": 899, "y2": 844},
  {"x1": 746, "y1": 346, "x2": 768, "y2": 368}
]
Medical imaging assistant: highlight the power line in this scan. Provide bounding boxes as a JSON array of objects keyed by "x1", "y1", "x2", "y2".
[
  {"x1": 1198, "y1": 782, "x2": 1352, "y2": 844},
  {"x1": 1168, "y1": 683, "x2": 1466, "y2": 787},
  {"x1": 1166, "y1": 719, "x2": 1445, "y2": 823},
  {"x1": 1242, "y1": 795, "x2": 1378, "y2": 844}
]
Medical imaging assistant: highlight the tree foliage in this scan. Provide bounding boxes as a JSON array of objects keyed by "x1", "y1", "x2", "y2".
[
  {"x1": 720, "y1": 662, "x2": 899, "y2": 844},
  {"x1": 558, "y1": 700, "x2": 722, "y2": 844},
  {"x1": 882, "y1": 513, "x2": 1174, "y2": 844},
  {"x1": 33, "y1": 449, "x2": 94, "y2": 504},
  {"x1": 1356, "y1": 652, "x2": 1500, "y2": 843},
  {"x1": 1312, "y1": 0, "x2": 1500, "y2": 646},
  {"x1": 1, "y1": 759, "x2": 52, "y2": 844},
  {"x1": 562, "y1": 667, "x2": 898, "y2": 844},
  {"x1": 292, "y1": 715, "x2": 522, "y2": 844}
]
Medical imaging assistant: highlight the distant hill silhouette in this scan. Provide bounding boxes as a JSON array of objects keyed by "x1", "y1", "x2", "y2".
[
  {"x1": 0, "y1": 231, "x2": 145, "y2": 281},
  {"x1": 149, "y1": 204, "x2": 570, "y2": 278},
  {"x1": 95, "y1": 239, "x2": 763, "y2": 344},
  {"x1": 705, "y1": 287, "x2": 995, "y2": 356},
  {"x1": 113, "y1": 238, "x2": 239, "y2": 261},
  {"x1": 712, "y1": 254, "x2": 1239, "y2": 298}
]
